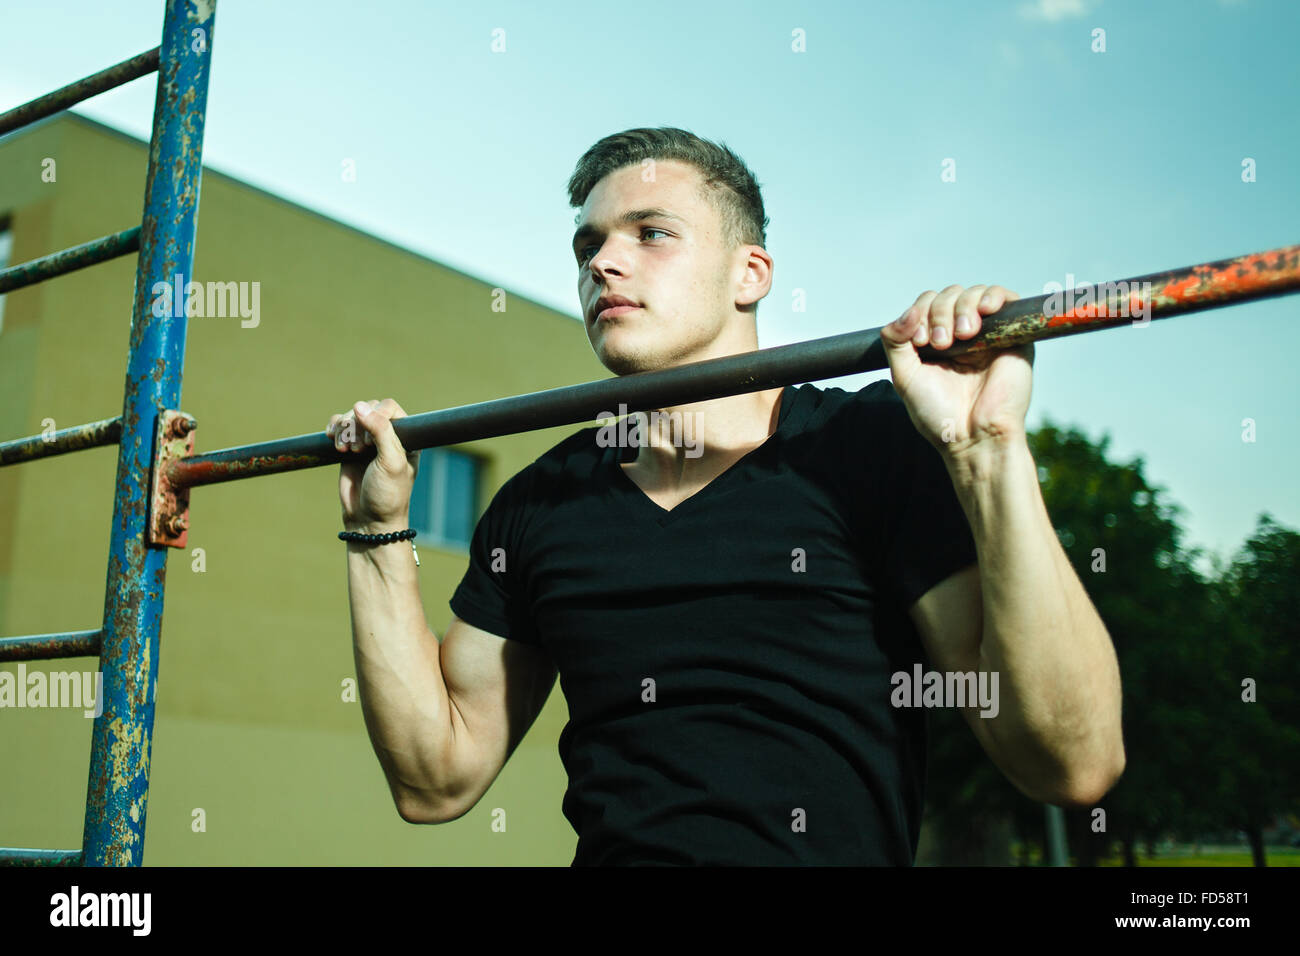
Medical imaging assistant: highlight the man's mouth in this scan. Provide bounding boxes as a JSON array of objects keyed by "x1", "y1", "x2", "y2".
[
  {"x1": 593, "y1": 294, "x2": 641, "y2": 322},
  {"x1": 596, "y1": 305, "x2": 640, "y2": 322}
]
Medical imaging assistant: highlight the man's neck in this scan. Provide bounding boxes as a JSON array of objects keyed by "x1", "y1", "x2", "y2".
[{"x1": 622, "y1": 385, "x2": 785, "y2": 488}]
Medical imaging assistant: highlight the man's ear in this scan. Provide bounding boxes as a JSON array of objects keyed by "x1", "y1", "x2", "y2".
[{"x1": 735, "y1": 245, "x2": 773, "y2": 308}]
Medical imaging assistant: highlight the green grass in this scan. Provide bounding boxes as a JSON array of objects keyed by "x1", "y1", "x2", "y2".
[
  {"x1": 1008, "y1": 842, "x2": 1300, "y2": 866},
  {"x1": 1095, "y1": 848, "x2": 1300, "y2": 867}
]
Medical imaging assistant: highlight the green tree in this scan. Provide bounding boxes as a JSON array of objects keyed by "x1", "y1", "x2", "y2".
[
  {"x1": 922, "y1": 419, "x2": 1210, "y2": 864},
  {"x1": 1197, "y1": 514, "x2": 1300, "y2": 866},
  {"x1": 922, "y1": 422, "x2": 1299, "y2": 866}
]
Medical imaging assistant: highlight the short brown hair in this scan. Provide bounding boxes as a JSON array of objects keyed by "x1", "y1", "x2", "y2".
[{"x1": 566, "y1": 127, "x2": 769, "y2": 252}]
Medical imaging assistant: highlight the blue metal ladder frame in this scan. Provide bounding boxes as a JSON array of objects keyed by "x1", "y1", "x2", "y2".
[{"x1": 0, "y1": 0, "x2": 216, "y2": 866}]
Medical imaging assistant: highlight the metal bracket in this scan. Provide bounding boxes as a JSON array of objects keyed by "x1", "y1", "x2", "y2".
[{"x1": 147, "y1": 409, "x2": 196, "y2": 548}]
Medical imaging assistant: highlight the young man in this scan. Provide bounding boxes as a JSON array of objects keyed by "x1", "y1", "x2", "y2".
[{"x1": 327, "y1": 128, "x2": 1125, "y2": 866}]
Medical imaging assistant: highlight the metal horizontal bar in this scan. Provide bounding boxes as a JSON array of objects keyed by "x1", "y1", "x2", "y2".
[
  {"x1": 0, "y1": 226, "x2": 141, "y2": 295},
  {"x1": 168, "y1": 328, "x2": 889, "y2": 488},
  {"x1": 165, "y1": 241, "x2": 1300, "y2": 490},
  {"x1": 0, "y1": 416, "x2": 122, "y2": 467},
  {"x1": 0, "y1": 47, "x2": 160, "y2": 137},
  {"x1": 0, "y1": 630, "x2": 101, "y2": 662},
  {"x1": 0, "y1": 848, "x2": 84, "y2": 867}
]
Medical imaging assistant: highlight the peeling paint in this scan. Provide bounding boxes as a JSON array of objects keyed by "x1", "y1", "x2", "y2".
[
  {"x1": 925, "y1": 243, "x2": 1300, "y2": 360},
  {"x1": 107, "y1": 717, "x2": 145, "y2": 794}
]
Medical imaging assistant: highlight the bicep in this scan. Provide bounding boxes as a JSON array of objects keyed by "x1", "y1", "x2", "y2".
[
  {"x1": 908, "y1": 561, "x2": 994, "y2": 742},
  {"x1": 909, "y1": 561, "x2": 1036, "y2": 787},
  {"x1": 436, "y1": 615, "x2": 558, "y2": 818},
  {"x1": 909, "y1": 560, "x2": 982, "y2": 674}
]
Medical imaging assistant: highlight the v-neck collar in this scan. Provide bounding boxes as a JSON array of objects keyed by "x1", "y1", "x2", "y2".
[{"x1": 604, "y1": 385, "x2": 801, "y2": 527}]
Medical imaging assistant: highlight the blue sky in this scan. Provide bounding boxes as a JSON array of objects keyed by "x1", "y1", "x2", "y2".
[{"x1": 1, "y1": 0, "x2": 1296, "y2": 573}]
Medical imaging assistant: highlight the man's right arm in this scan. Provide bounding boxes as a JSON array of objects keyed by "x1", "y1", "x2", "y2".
[
  {"x1": 330, "y1": 398, "x2": 556, "y2": 824},
  {"x1": 346, "y1": 534, "x2": 557, "y2": 824}
]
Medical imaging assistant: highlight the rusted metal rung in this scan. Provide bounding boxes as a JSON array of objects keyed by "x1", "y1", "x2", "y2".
[
  {"x1": 0, "y1": 848, "x2": 84, "y2": 867},
  {"x1": 0, "y1": 226, "x2": 142, "y2": 295},
  {"x1": 0, "y1": 629, "x2": 101, "y2": 662},
  {"x1": 0, "y1": 47, "x2": 160, "y2": 136},
  {"x1": 0, "y1": 416, "x2": 122, "y2": 466}
]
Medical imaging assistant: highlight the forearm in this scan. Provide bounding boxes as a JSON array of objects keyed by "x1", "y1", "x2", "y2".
[
  {"x1": 346, "y1": 531, "x2": 458, "y2": 818},
  {"x1": 945, "y1": 435, "x2": 1124, "y2": 804}
]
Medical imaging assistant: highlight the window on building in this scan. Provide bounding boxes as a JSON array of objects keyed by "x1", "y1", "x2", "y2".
[
  {"x1": 0, "y1": 218, "x2": 12, "y2": 336},
  {"x1": 409, "y1": 447, "x2": 482, "y2": 552}
]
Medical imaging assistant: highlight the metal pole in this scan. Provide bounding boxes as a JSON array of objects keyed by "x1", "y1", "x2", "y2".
[
  {"x1": 81, "y1": 0, "x2": 215, "y2": 867},
  {"x1": 1045, "y1": 805, "x2": 1069, "y2": 866},
  {"x1": 165, "y1": 242, "x2": 1300, "y2": 490}
]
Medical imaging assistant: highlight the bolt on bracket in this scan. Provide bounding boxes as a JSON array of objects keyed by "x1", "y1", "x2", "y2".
[{"x1": 147, "y1": 409, "x2": 196, "y2": 548}]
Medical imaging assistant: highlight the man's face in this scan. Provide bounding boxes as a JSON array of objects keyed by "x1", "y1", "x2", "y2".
[{"x1": 573, "y1": 160, "x2": 741, "y2": 375}]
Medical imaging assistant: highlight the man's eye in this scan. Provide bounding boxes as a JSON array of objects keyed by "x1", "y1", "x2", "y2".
[{"x1": 577, "y1": 229, "x2": 669, "y2": 265}]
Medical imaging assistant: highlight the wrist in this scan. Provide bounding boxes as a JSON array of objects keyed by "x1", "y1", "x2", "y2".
[
  {"x1": 343, "y1": 515, "x2": 411, "y2": 535},
  {"x1": 340, "y1": 519, "x2": 421, "y2": 568},
  {"x1": 942, "y1": 430, "x2": 1031, "y2": 490}
]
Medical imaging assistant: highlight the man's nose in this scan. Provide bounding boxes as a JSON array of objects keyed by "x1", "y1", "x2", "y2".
[{"x1": 589, "y1": 253, "x2": 624, "y2": 280}]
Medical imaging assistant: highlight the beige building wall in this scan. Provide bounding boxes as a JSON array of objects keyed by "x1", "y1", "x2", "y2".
[{"x1": 0, "y1": 114, "x2": 605, "y2": 864}]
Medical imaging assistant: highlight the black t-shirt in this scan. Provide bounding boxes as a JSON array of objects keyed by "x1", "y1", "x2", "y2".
[{"x1": 449, "y1": 380, "x2": 978, "y2": 865}]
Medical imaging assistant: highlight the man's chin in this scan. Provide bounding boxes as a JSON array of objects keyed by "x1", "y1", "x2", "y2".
[
  {"x1": 595, "y1": 347, "x2": 661, "y2": 377},
  {"x1": 600, "y1": 355, "x2": 652, "y2": 376},
  {"x1": 590, "y1": 333, "x2": 643, "y2": 375},
  {"x1": 590, "y1": 326, "x2": 687, "y2": 376}
]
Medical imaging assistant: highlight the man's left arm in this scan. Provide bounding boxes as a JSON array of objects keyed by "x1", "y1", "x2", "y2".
[
  {"x1": 882, "y1": 281, "x2": 1125, "y2": 807},
  {"x1": 912, "y1": 436, "x2": 1125, "y2": 807}
]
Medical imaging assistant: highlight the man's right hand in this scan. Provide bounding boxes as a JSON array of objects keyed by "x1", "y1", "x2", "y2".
[{"x1": 326, "y1": 399, "x2": 419, "y2": 532}]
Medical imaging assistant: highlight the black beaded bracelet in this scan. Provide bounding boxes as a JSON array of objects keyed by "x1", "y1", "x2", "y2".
[
  {"x1": 339, "y1": 528, "x2": 420, "y2": 566},
  {"x1": 338, "y1": 528, "x2": 417, "y2": 543}
]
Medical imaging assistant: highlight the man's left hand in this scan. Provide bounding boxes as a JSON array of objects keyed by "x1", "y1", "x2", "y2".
[{"x1": 880, "y1": 284, "x2": 1034, "y2": 459}]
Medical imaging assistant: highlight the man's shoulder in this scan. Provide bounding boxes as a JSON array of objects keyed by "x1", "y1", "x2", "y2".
[
  {"x1": 533, "y1": 424, "x2": 608, "y2": 473},
  {"x1": 486, "y1": 424, "x2": 607, "y2": 502},
  {"x1": 791, "y1": 378, "x2": 907, "y2": 432},
  {"x1": 799, "y1": 378, "x2": 896, "y2": 406}
]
